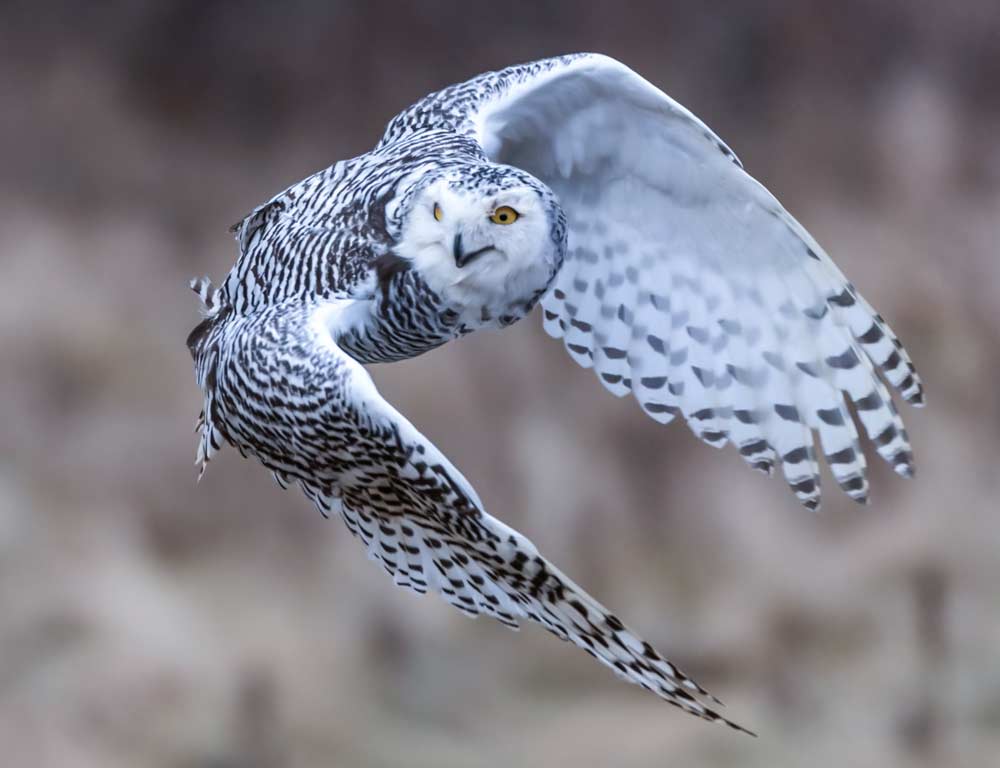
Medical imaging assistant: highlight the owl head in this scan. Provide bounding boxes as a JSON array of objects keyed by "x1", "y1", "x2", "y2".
[{"x1": 394, "y1": 164, "x2": 566, "y2": 328}]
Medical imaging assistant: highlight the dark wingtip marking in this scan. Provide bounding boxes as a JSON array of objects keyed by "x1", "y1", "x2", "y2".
[
  {"x1": 644, "y1": 403, "x2": 680, "y2": 416},
  {"x1": 774, "y1": 404, "x2": 800, "y2": 422},
  {"x1": 826, "y1": 348, "x2": 860, "y2": 370},
  {"x1": 741, "y1": 439, "x2": 770, "y2": 458},
  {"x1": 827, "y1": 447, "x2": 857, "y2": 465},
  {"x1": 829, "y1": 288, "x2": 856, "y2": 307},
  {"x1": 782, "y1": 446, "x2": 810, "y2": 464},
  {"x1": 858, "y1": 323, "x2": 884, "y2": 344},
  {"x1": 701, "y1": 430, "x2": 728, "y2": 444},
  {"x1": 804, "y1": 303, "x2": 829, "y2": 320},
  {"x1": 840, "y1": 475, "x2": 868, "y2": 494},
  {"x1": 720, "y1": 715, "x2": 758, "y2": 737},
  {"x1": 873, "y1": 424, "x2": 899, "y2": 448},
  {"x1": 892, "y1": 451, "x2": 916, "y2": 477},
  {"x1": 817, "y1": 407, "x2": 846, "y2": 426},
  {"x1": 791, "y1": 477, "x2": 819, "y2": 497},
  {"x1": 855, "y1": 391, "x2": 883, "y2": 411}
]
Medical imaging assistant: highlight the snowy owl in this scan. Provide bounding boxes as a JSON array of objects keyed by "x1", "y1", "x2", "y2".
[{"x1": 188, "y1": 54, "x2": 923, "y2": 733}]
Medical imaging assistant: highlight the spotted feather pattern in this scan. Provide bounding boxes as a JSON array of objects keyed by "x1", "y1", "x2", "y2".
[
  {"x1": 189, "y1": 52, "x2": 924, "y2": 733},
  {"x1": 540, "y1": 220, "x2": 921, "y2": 509},
  {"x1": 452, "y1": 53, "x2": 924, "y2": 509},
  {"x1": 190, "y1": 298, "x2": 753, "y2": 734}
]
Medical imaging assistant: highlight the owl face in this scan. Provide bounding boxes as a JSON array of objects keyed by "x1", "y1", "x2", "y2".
[{"x1": 395, "y1": 169, "x2": 565, "y2": 327}]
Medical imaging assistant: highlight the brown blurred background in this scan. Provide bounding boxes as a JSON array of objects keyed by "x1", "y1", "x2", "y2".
[{"x1": 1, "y1": 1, "x2": 999, "y2": 766}]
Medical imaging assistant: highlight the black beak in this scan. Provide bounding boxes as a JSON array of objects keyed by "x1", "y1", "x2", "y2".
[{"x1": 453, "y1": 233, "x2": 494, "y2": 268}]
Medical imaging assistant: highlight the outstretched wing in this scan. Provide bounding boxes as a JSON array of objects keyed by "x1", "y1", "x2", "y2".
[
  {"x1": 459, "y1": 53, "x2": 923, "y2": 510},
  {"x1": 191, "y1": 298, "x2": 753, "y2": 734}
]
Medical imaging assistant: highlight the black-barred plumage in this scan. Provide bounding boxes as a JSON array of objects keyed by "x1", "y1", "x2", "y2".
[{"x1": 189, "y1": 53, "x2": 924, "y2": 735}]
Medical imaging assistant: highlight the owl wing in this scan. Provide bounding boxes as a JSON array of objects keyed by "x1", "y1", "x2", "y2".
[
  {"x1": 191, "y1": 298, "x2": 753, "y2": 734},
  {"x1": 464, "y1": 53, "x2": 923, "y2": 509}
]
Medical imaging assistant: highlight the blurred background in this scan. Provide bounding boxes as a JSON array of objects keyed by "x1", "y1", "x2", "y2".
[{"x1": 2, "y1": 1, "x2": 999, "y2": 766}]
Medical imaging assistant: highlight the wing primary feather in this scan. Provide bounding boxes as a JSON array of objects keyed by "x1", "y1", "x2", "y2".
[
  {"x1": 190, "y1": 299, "x2": 753, "y2": 733},
  {"x1": 495, "y1": 55, "x2": 924, "y2": 505}
]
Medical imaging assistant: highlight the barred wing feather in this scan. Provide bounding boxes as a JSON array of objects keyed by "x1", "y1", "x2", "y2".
[
  {"x1": 472, "y1": 54, "x2": 924, "y2": 509},
  {"x1": 195, "y1": 299, "x2": 752, "y2": 734}
]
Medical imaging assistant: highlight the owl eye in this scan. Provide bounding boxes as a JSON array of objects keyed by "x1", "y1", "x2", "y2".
[
  {"x1": 490, "y1": 206, "x2": 519, "y2": 225},
  {"x1": 433, "y1": 203, "x2": 443, "y2": 221}
]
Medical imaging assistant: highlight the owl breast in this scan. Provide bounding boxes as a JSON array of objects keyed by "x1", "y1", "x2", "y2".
[{"x1": 335, "y1": 247, "x2": 557, "y2": 365}]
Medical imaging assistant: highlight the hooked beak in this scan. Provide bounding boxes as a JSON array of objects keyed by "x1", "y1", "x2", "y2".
[{"x1": 453, "y1": 233, "x2": 494, "y2": 268}]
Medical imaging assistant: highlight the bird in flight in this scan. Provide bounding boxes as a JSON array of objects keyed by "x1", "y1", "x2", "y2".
[{"x1": 188, "y1": 53, "x2": 923, "y2": 734}]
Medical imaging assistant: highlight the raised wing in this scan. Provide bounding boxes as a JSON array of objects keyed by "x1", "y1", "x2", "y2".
[
  {"x1": 470, "y1": 54, "x2": 923, "y2": 509},
  {"x1": 189, "y1": 296, "x2": 753, "y2": 734}
]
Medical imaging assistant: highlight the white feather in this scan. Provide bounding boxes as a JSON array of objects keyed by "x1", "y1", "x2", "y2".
[{"x1": 471, "y1": 53, "x2": 923, "y2": 508}]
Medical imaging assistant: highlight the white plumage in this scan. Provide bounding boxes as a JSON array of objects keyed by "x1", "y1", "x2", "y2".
[
  {"x1": 477, "y1": 55, "x2": 921, "y2": 508},
  {"x1": 188, "y1": 53, "x2": 923, "y2": 735}
]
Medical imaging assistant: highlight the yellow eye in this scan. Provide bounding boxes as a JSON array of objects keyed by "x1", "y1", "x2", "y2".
[
  {"x1": 433, "y1": 203, "x2": 443, "y2": 222},
  {"x1": 490, "y1": 206, "x2": 519, "y2": 225}
]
